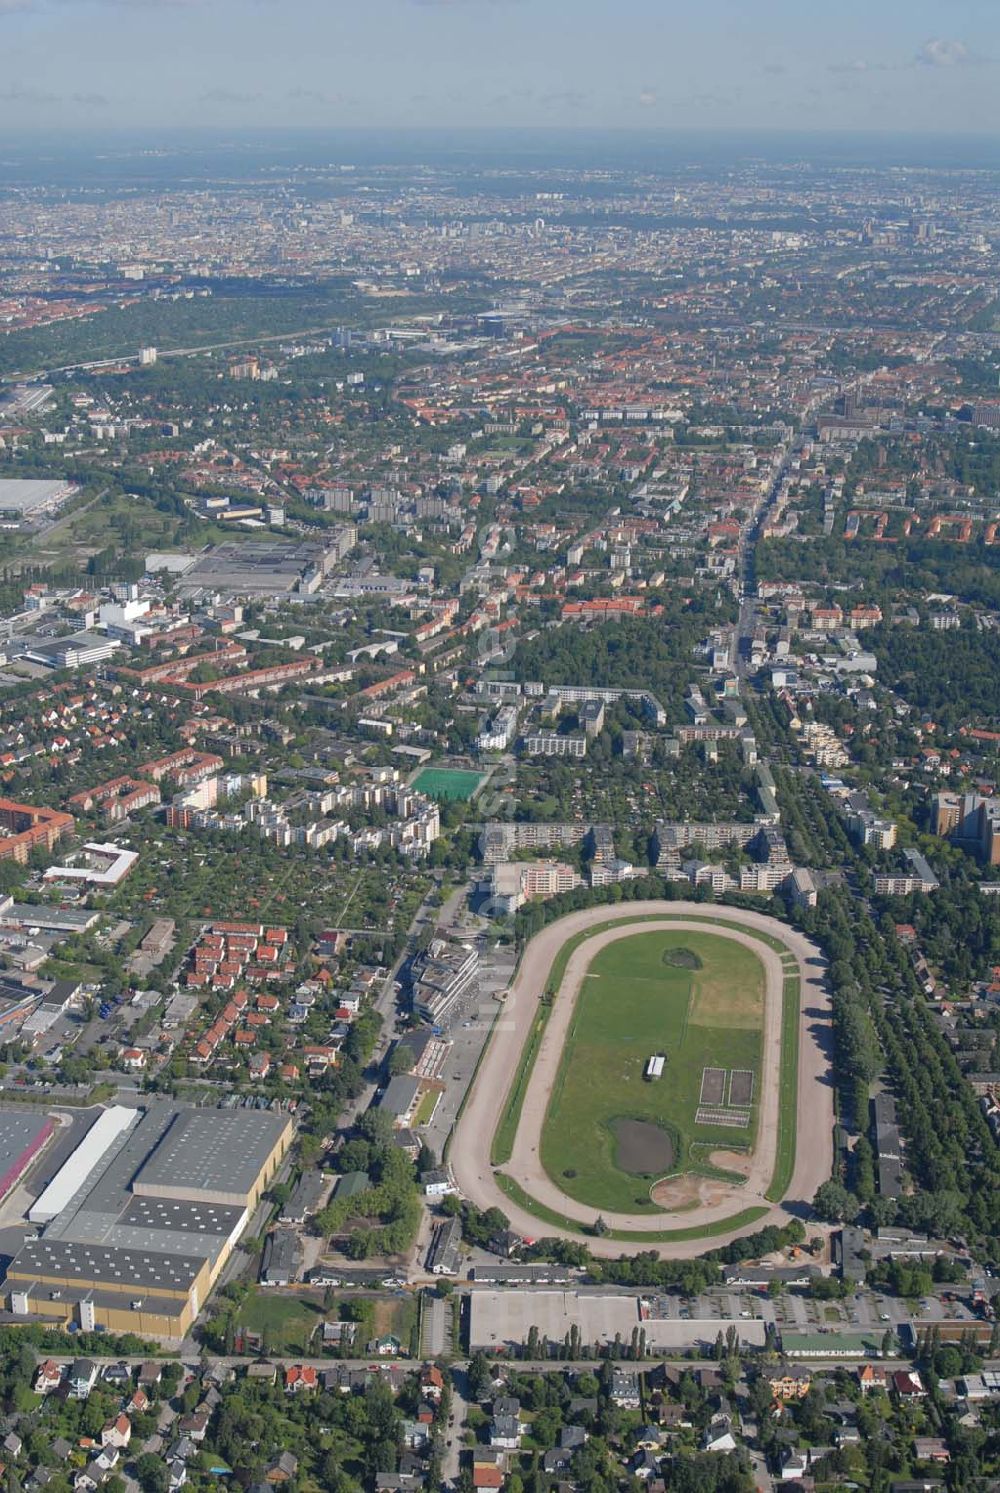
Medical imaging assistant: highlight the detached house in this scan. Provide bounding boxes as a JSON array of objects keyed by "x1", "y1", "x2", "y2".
[
  {"x1": 284, "y1": 1365, "x2": 318, "y2": 1394},
  {"x1": 34, "y1": 1360, "x2": 63, "y2": 1395},
  {"x1": 100, "y1": 1416, "x2": 131, "y2": 1451}
]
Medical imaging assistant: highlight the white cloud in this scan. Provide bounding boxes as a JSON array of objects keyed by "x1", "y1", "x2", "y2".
[{"x1": 915, "y1": 38, "x2": 970, "y2": 67}]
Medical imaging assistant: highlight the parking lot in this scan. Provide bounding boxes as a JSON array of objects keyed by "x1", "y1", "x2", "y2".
[{"x1": 667, "y1": 1286, "x2": 977, "y2": 1334}]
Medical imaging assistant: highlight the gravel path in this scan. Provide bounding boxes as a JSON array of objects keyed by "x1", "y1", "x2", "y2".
[{"x1": 449, "y1": 901, "x2": 832, "y2": 1259}]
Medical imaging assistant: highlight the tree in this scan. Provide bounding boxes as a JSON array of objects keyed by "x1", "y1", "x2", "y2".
[
  {"x1": 357, "y1": 1107, "x2": 396, "y2": 1146},
  {"x1": 812, "y1": 1180, "x2": 858, "y2": 1223},
  {"x1": 299, "y1": 1132, "x2": 321, "y2": 1165},
  {"x1": 467, "y1": 1351, "x2": 491, "y2": 1401},
  {"x1": 135, "y1": 1456, "x2": 169, "y2": 1493}
]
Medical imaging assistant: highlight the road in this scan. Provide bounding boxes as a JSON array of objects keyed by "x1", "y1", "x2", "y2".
[
  {"x1": 450, "y1": 901, "x2": 832, "y2": 1259},
  {"x1": 442, "y1": 1372, "x2": 467, "y2": 1486},
  {"x1": 30, "y1": 1350, "x2": 918, "y2": 1374},
  {"x1": 733, "y1": 443, "x2": 798, "y2": 676}
]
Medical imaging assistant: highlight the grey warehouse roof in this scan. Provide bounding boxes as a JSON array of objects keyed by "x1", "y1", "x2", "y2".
[
  {"x1": 132, "y1": 1108, "x2": 287, "y2": 1200},
  {"x1": 118, "y1": 1195, "x2": 245, "y2": 1238},
  {"x1": 11, "y1": 1237, "x2": 205, "y2": 1292},
  {"x1": 0, "y1": 1110, "x2": 52, "y2": 1171}
]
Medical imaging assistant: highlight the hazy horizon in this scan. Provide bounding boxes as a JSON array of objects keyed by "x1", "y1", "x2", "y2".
[{"x1": 0, "y1": 0, "x2": 997, "y2": 138}]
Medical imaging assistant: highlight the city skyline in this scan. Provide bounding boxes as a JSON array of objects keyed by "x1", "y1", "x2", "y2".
[{"x1": 0, "y1": 0, "x2": 997, "y2": 136}]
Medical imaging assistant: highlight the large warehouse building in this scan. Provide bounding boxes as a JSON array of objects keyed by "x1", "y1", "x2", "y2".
[
  {"x1": 468, "y1": 1291, "x2": 770, "y2": 1355},
  {"x1": 0, "y1": 1111, "x2": 57, "y2": 1204},
  {"x1": 0, "y1": 479, "x2": 76, "y2": 524},
  {"x1": 131, "y1": 1108, "x2": 289, "y2": 1209},
  {"x1": 29, "y1": 1106, "x2": 137, "y2": 1225},
  {"x1": 6, "y1": 1102, "x2": 291, "y2": 1339}
]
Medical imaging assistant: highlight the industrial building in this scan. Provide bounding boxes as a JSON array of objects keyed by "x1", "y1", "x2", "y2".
[
  {"x1": 468, "y1": 1291, "x2": 769, "y2": 1354},
  {"x1": 24, "y1": 634, "x2": 121, "y2": 670},
  {"x1": 130, "y1": 1108, "x2": 290, "y2": 1208},
  {"x1": 0, "y1": 478, "x2": 76, "y2": 522},
  {"x1": 0, "y1": 976, "x2": 47, "y2": 1029},
  {"x1": 0, "y1": 1111, "x2": 56, "y2": 1203},
  {"x1": 6, "y1": 1102, "x2": 292, "y2": 1338},
  {"x1": 29, "y1": 1107, "x2": 137, "y2": 1225}
]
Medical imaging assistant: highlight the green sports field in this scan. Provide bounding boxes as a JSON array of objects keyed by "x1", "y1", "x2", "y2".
[
  {"x1": 540, "y1": 928, "x2": 765, "y2": 1213},
  {"x1": 411, "y1": 766, "x2": 486, "y2": 801}
]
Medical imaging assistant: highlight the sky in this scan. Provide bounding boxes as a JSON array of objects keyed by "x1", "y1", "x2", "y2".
[{"x1": 0, "y1": 0, "x2": 997, "y2": 138}]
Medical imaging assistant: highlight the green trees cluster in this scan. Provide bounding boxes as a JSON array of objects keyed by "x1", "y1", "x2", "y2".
[
  {"x1": 798, "y1": 890, "x2": 1000, "y2": 1244},
  {"x1": 757, "y1": 530, "x2": 1000, "y2": 612},
  {"x1": 315, "y1": 1113, "x2": 421, "y2": 1259},
  {"x1": 773, "y1": 766, "x2": 854, "y2": 869},
  {"x1": 209, "y1": 1371, "x2": 405, "y2": 1491},
  {"x1": 865, "y1": 621, "x2": 1000, "y2": 727},
  {"x1": 904, "y1": 879, "x2": 1000, "y2": 989},
  {"x1": 513, "y1": 604, "x2": 736, "y2": 723}
]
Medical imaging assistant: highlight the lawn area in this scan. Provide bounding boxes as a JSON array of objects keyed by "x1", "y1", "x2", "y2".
[
  {"x1": 540, "y1": 928, "x2": 765, "y2": 1212},
  {"x1": 413, "y1": 1088, "x2": 440, "y2": 1127},
  {"x1": 492, "y1": 1001, "x2": 553, "y2": 1165},
  {"x1": 495, "y1": 1172, "x2": 768, "y2": 1243},
  {"x1": 765, "y1": 974, "x2": 801, "y2": 1203},
  {"x1": 411, "y1": 766, "x2": 486, "y2": 802},
  {"x1": 370, "y1": 1294, "x2": 419, "y2": 1350},
  {"x1": 31, "y1": 489, "x2": 234, "y2": 570},
  {"x1": 236, "y1": 1291, "x2": 325, "y2": 1353}
]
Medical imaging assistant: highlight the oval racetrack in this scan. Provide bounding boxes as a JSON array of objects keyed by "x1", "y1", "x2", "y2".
[{"x1": 449, "y1": 900, "x2": 833, "y2": 1259}]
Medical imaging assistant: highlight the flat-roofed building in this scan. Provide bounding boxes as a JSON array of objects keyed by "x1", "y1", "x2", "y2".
[
  {"x1": 0, "y1": 479, "x2": 76, "y2": 520},
  {"x1": 29, "y1": 1106, "x2": 139, "y2": 1225},
  {"x1": 131, "y1": 1108, "x2": 291, "y2": 1208},
  {"x1": 6, "y1": 1237, "x2": 211, "y2": 1339},
  {"x1": 521, "y1": 730, "x2": 587, "y2": 759},
  {"x1": 43, "y1": 843, "x2": 139, "y2": 888},
  {"x1": 0, "y1": 1111, "x2": 56, "y2": 1202},
  {"x1": 6, "y1": 1102, "x2": 293, "y2": 1339},
  {"x1": 469, "y1": 1290, "x2": 767, "y2": 1353},
  {"x1": 412, "y1": 937, "x2": 478, "y2": 1026}
]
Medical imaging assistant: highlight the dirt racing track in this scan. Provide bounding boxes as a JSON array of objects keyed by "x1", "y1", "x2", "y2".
[{"x1": 449, "y1": 901, "x2": 833, "y2": 1259}]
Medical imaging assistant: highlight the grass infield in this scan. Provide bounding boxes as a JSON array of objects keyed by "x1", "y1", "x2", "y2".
[{"x1": 540, "y1": 928, "x2": 764, "y2": 1211}]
